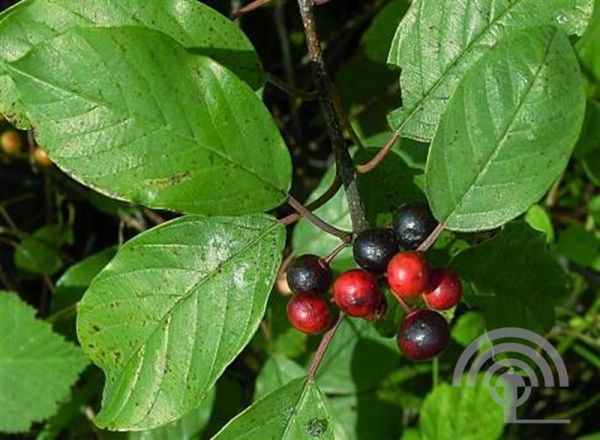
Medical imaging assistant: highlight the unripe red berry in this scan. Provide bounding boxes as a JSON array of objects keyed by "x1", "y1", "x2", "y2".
[
  {"x1": 333, "y1": 269, "x2": 382, "y2": 318},
  {"x1": 387, "y1": 251, "x2": 431, "y2": 298},
  {"x1": 397, "y1": 310, "x2": 449, "y2": 360},
  {"x1": 286, "y1": 254, "x2": 332, "y2": 294},
  {"x1": 287, "y1": 292, "x2": 333, "y2": 335},
  {"x1": 363, "y1": 297, "x2": 387, "y2": 321},
  {"x1": 423, "y1": 269, "x2": 462, "y2": 310}
]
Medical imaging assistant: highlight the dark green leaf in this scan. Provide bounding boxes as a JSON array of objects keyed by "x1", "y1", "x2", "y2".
[
  {"x1": 213, "y1": 378, "x2": 333, "y2": 440},
  {"x1": 254, "y1": 355, "x2": 305, "y2": 402},
  {"x1": 76, "y1": 214, "x2": 285, "y2": 430},
  {"x1": 451, "y1": 222, "x2": 569, "y2": 333},
  {"x1": 7, "y1": 27, "x2": 290, "y2": 215},
  {"x1": 0, "y1": 0, "x2": 263, "y2": 127},
  {"x1": 426, "y1": 27, "x2": 585, "y2": 231},
  {"x1": 556, "y1": 225, "x2": 600, "y2": 270},
  {"x1": 388, "y1": 0, "x2": 592, "y2": 141},
  {"x1": 14, "y1": 224, "x2": 72, "y2": 275},
  {"x1": 0, "y1": 292, "x2": 88, "y2": 432},
  {"x1": 451, "y1": 312, "x2": 487, "y2": 347}
]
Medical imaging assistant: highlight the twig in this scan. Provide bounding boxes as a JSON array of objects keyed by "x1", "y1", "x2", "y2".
[
  {"x1": 397, "y1": 296, "x2": 411, "y2": 314},
  {"x1": 232, "y1": 0, "x2": 271, "y2": 18},
  {"x1": 287, "y1": 195, "x2": 352, "y2": 242},
  {"x1": 416, "y1": 223, "x2": 445, "y2": 252},
  {"x1": 307, "y1": 312, "x2": 344, "y2": 380},
  {"x1": 356, "y1": 131, "x2": 400, "y2": 173},
  {"x1": 279, "y1": 176, "x2": 342, "y2": 225},
  {"x1": 267, "y1": 74, "x2": 317, "y2": 101},
  {"x1": 323, "y1": 241, "x2": 350, "y2": 264},
  {"x1": 296, "y1": 0, "x2": 368, "y2": 233}
]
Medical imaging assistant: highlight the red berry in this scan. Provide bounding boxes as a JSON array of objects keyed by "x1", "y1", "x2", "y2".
[
  {"x1": 333, "y1": 269, "x2": 382, "y2": 318},
  {"x1": 397, "y1": 310, "x2": 449, "y2": 361},
  {"x1": 387, "y1": 251, "x2": 431, "y2": 298},
  {"x1": 423, "y1": 269, "x2": 462, "y2": 310},
  {"x1": 287, "y1": 292, "x2": 332, "y2": 335},
  {"x1": 363, "y1": 297, "x2": 387, "y2": 321}
]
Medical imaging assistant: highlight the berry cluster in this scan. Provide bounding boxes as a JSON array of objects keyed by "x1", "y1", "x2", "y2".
[{"x1": 286, "y1": 203, "x2": 462, "y2": 361}]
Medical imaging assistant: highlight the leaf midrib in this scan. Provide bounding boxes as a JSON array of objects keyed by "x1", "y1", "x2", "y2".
[
  {"x1": 396, "y1": 0, "x2": 522, "y2": 132},
  {"x1": 441, "y1": 28, "x2": 558, "y2": 224}
]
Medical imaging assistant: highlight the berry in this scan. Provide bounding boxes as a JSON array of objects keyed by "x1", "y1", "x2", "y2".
[
  {"x1": 287, "y1": 292, "x2": 333, "y2": 334},
  {"x1": 423, "y1": 269, "x2": 462, "y2": 310},
  {"x1": 286, "y1": 254, "x2": 332, "y2": 294},
  {"x1": 333, "y1": 269, "x2": 382, "y2": 317},
  {"x1": 392, "y1": 202, "x2": 437, "y2": 250},
  {"x1": 33, "y1": 148, "x2": 52, "y2": 167},
  {"x1": 1, "y1": 130, "x2": 23, "y2": 155},
  {"x1": 363, "y1": 297, "x2": 387, "y2": 321},
  {"x1": 387, "y1": 251, "x2": 431, "y2": 298},
  {"x1": 353, "y1": 228, "x2": 398, "y2": 272},
  {"x1": 397, "y1": 310, "x2": 449, "y2": 360}
]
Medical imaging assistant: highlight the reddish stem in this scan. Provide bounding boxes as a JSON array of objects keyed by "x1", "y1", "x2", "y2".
[
  {"x1": 307, "y1": 313, "x2": 345, "y2": 380},
  {"x1": 356, "y1": 131, "x2": 400, "y2": 174}
]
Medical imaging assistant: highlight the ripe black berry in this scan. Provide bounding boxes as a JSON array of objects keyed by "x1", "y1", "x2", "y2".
[
  {"x1": 286, "y1": 254, "x2": 332, "y2": 294},
  {"x1": 392, "y1": 202, "x2": 437, "y2": 250},
  {"x1": 287, "y1": 292, "x2": 333, "y2": 335},
  {"x1": 396, "y1": 309, "x2": 449, "y2": 360},
  {"x1": 352, "y1": 228, "x2": 398, "y2": 272}
]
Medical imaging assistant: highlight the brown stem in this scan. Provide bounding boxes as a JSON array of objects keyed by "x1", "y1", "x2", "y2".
[
  {"x1": 279, "y1": 176, "x2": 342, "y2": 225},
  {"x1": 267, "y1": 74, "x2": 317, "y2": 101},
  {"x1": 397, "y1": 296, "x2": 411, "y2": 314},
  {"x1": 416, "y1": 223, "x2": 445, "y2": 252},
  {"x1": 287, "y1": 195, "x2": 352, "y2": 242},
  {"x1": 296, "y1": 0, "x2": 368, "y2": 233},
  {"x1": 323, "y1": 241, "x2": 350, "y2": 265},
  {"x1": 232, "y1": 0, "x2": 271, "y2": 18},
  {"x1": 356, "y1": 131, "x2": 400, "y2": 173},
  {"x1": 307, "y1": 312, "x2": 344, "y2": 380}
]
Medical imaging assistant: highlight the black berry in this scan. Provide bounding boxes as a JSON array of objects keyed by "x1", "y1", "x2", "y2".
[
  {"x1": 392, "y1": 202, "x2": 437, "y2": 250},
  {"x1": 286, "y1": 254, "x2": 332, "y2": 294},
  {"x1": 352, "y1": 228, "x2": 398, "y2": 272},
  {"x1": 396, "y1": 309, "x2": 449, "y2": 360}
]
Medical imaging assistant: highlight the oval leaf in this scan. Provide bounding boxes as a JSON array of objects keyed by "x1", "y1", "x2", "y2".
[
  {"x1": 76, "y1": 214, "x2": 285, "y2": 430},
  {"x1": 7, "y1": 26, "x2": 290, "y2": 215},
  {"x1": 0, "y1": 0, "x2": 263, "y2": 126},
  {"x1": 426, "y1": 26, "x2": 585, "y2": 231},
  {"x1": 0, "y1": 292, "x2": 88, "y2": 432},
  {"x1": 213, "y1": 378, "x2": 333, "y2": 440},
  {"x1": 388, "y1": 0, "x2": 593, "y2": 141}
]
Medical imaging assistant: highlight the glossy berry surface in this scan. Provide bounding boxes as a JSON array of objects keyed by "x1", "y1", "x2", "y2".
[
  {"x1": 286, "y1": 254, "x2": 332, "y2": 294},
  {"x1": 353, "y1": 228, "x2": 398, "y2": 272},
  {"x1": 392, "y1": 202, "x2": 437, "y2": 250},
  {"x1": 397, "y1": 310, "x2": 449, "y2": 360},
  {"x1": 363, "y1": 297, "x2": 387, "y2": 321},
  {"x1": 333, "y1": 269, "x2": 382, "y2": 318},
  {"x1": 423, "y1": 269, "x2": 462, "y2": 310},
  {"x1": 287, "y1": 292, "x2": 332, "y2": 334},
  {"x1": 387, "y1": 251, "x2": 431, "y2": 298}
]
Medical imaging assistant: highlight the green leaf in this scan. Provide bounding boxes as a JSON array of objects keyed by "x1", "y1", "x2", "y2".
[
  {"x1": 0, "y1": 292, "x2": 88, "y2": 432},
  {"x1": 556, "y1": 225, "x2": 600, "y2": 270},
  {"x1": 425, "y1": 26, "x2": 585, "y2": 231},
  {"x1": 213, "y1": 378, "x2": 333, "y2": 440},
  {"x1": 292, "y1": 166, "x2": 353, "y2": 272},
  {"x1": 0, "y1": 0, "x2": 263, "y2": 127},
  {"x1": 7, "y1": 26, "x2": 291, "y2": 215},
  {"x1": 451, "y1": 222, "x2": 569, "y2": 334},
  {"x1": 128, "y1": 388, "x2": 216, "y2": 440},
  {"x1": 316, "y1": 319, "x2": 398, "y2": 395},
  {"x1": 76, "y1": 214, "x2": 285, "y2": 430},
  {"x1": 525, "y1": 205, "x2": 555, "y2": 243},
  {"x1": 451, "y1": 312, "x2": 487, "y2": 347},
  {"x1": 388, "y1": 0, "x2": 593, "y2": 141},
  {"x1": 577, "y1": 0, "x2": 600, "y2": 86},
  {"x1": 363, "y1": 1, "x2": 410, "y2": 64},
  {"x1": 419, "y1": 375, "x2": 506, "y2": 440},
  {"x1": 14, "y1": 224, "x2": 72, "y2": 275},
  {"x1": 254, "y1": 355, "x2": 305, "y2": 402}
]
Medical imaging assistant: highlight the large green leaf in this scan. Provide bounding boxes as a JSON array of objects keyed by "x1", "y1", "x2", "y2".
[
  {"x1": 76, "y1": 214, "x2": 285, "y2": 430},
  {"x1": 0, "y1": 0, "x2": 263, "y2": 127},
  {"x1": 388, "y1": 0, "x2": 592, "y2": 141},
  {"x1": 419, "y1": 375, "x2": 506, "y2": 440},
  {"x1": 425, "y1": 26, "x2": 585, "y2": 231},
  {"x1": 253, "y1": 354, "x2": 305, "y2": 402},
  {"x1": 213, "y1": 378, "x2": 333, "y2": 440},
  {"x1": 451, "y1": 222, "x2": 569, "y2": 334},
  {"x1": 0, "y1": 292, "x2": 88, "y2": 432},
  {"x1": 577, "y1": 0, "x2": 600, "y2": 85},
  {"x1": 7, "y1": 26, "x2": 291, "y2": 215}
]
